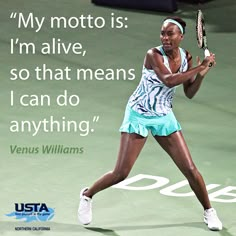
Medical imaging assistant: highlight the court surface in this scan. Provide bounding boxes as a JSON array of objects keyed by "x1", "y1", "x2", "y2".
[{"x1": 0, "y1": 0, "x2": 235, "y2": 235}]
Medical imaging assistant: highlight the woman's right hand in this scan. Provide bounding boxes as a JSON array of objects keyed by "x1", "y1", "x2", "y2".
[
  {"x1": 200, "y1": 53, "x2": 216, "y2": 68},
  {"x1": 198, "y1": 53, "x2": 216, "y2": 77}
]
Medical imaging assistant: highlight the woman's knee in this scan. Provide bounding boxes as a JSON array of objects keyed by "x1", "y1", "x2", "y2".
[
  {"x1": 183, "y1": 164, "x2": 201, "y2": 181},
  {"x1": 111, "y1": 169, "x2": 129, "y2": 184}
]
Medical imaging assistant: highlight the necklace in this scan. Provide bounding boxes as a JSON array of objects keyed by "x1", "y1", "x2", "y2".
[
  {"x1": 169, "y1": 56, "x2": 180, "y2": 64},
  {"x1": 166, "y1": 51, "x2": 180, "y2": 65},
  {"x1": 163, "y1": 48, "x2": 181, "y2": 66}
]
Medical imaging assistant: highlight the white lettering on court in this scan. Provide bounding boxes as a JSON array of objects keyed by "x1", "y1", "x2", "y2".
[
  {"x1": 112, "y1": 174, "x2": 236, "y2": 203},
  {"x1": 112, "y1": 174, "x2": 169, "y2": 190}
]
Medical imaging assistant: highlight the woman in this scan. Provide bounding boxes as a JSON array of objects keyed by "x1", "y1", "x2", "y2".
[{"x1": 78, "y1": 16, "x2": 222, "y2": 231}]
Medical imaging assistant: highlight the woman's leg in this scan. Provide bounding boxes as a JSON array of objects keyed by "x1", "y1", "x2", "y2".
[
  {"x1": 84, "y1": 132, "x2": 147, "y2": 198},
  {"x1": 153, "y1": 131, "x2": 211, "y2": 209},
  {"x1": 79, "y1": 132, "x2": 147, "y2": 225}
]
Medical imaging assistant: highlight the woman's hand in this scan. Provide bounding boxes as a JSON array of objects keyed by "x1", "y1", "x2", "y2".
[{"x1": 197, "y1": 53, "x2": 216, "y2": 77}]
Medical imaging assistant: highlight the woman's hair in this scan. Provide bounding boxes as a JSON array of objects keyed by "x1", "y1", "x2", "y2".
[{"x1": 163, "y1": 16, "x2": 187, "y2": 34}]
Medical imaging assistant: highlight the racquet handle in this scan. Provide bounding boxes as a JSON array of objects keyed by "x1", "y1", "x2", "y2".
[
  {"x1": 204, "y1": 48, "x2": 210, "y2": 57},
  {"x1": 204, "y1": 48, "x2": 212, "y2": 67}
]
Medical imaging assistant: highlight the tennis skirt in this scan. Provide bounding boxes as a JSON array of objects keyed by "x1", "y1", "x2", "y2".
[{"x1": 119, "y1": 105, "x2": 181, "y2": 137}]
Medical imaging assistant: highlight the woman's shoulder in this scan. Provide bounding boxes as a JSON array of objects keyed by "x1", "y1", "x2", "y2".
[
  {"x1": 147, "y1": 46, "x2": 163, "y2": 57},
  {"x1": 144, "y1": 46, "x2": 166, "y2": 70}
]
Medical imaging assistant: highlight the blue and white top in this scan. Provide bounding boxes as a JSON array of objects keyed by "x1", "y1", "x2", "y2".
[{"x1": 128, "y1": 46, "x2": 188, "y2": 116}]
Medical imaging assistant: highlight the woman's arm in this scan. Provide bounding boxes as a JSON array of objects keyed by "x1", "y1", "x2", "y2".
[
  {"x1": 144, "y1": 48, "x2": 214, "y2": 88},
  {"x1": 183, "y1": 54, "x2": 215, "y2": 99}
]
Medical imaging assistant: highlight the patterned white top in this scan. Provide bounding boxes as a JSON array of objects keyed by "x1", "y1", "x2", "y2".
[{"x1": 128, "y1": 45, "x2": 188, "y2": 116}]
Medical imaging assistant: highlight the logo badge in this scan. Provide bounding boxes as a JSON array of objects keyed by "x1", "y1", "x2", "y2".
[{"x1": 6, "y1": 203, "x2": 54, "y2": 222}]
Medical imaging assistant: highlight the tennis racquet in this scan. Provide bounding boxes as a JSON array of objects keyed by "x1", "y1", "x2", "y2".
[{"x1": 196, "y1": 10, "x2": 212, "y2": 66}]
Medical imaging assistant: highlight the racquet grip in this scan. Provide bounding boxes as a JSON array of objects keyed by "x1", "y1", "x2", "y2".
[
  {"x1": 204, "y1": 48, "x2": 210, "y2": 57},
  {"x1": 204, "y1": 48, "x2": 212, "y2": 67}
]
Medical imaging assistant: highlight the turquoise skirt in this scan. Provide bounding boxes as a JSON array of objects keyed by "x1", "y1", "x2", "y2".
[{"x1": 119, "y1": 105, "x2": 181, "y2": 137}]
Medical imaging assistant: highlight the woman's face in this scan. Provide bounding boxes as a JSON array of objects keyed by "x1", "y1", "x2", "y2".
[{"x1": 160, "y1": 22, "x2": 184, "y2": 52}]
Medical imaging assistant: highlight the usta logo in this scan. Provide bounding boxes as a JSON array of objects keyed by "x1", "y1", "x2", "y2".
[{"x1": 15, "y1": 203, "x2": 49, "y2": 212}]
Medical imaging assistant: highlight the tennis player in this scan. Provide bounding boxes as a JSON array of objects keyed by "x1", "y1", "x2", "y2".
[{"x1": 78, "y1": 16, "x2": 222, "y2": 231}]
